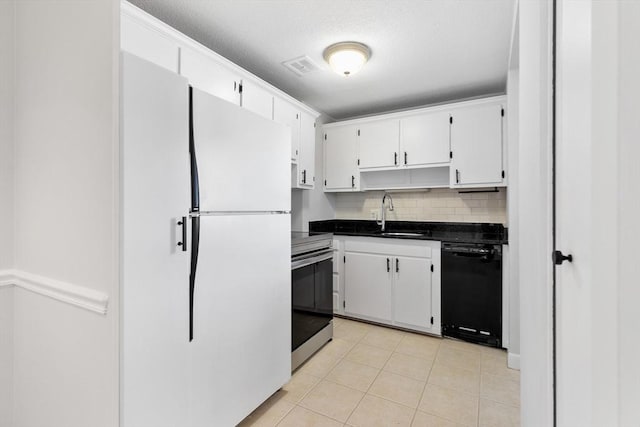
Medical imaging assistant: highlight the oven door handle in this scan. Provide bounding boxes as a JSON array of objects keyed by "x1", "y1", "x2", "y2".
[{"x1": 291, "y1": 250, "x2": 334, "y2": 270}]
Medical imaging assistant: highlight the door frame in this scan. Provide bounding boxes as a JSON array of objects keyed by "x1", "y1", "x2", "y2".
[{"x1": 518, "y1": 1, "x2": 555, "y2": 426}]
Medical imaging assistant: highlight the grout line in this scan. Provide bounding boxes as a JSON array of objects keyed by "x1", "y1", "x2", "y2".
[{"x1": 272, "y1": 401, "x2": 295, "y2": 427}]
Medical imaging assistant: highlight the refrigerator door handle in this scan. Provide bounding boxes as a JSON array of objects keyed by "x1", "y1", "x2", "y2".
[
  {"x1": 189, "y1": 216, "x2": 200, "y2": 342},
  {"x1": 177, "y1": 216, "x2": 187, "y2": 251},
  {"x1": 189, "y1": 86, "x2": 200, "y2": 342},
  {"x1": 189, "y1": 86, "x2": 200, "y2": 213}
]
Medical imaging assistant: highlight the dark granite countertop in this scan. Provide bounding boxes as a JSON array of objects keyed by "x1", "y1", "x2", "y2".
[{"x1": 309, "y1": 220, "x2": 507, "y2": 245}]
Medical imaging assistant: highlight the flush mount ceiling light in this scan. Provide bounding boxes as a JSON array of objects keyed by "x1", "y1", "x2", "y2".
[{"x1": 323, "y1": 42, "x2": 371, "y2": 77}]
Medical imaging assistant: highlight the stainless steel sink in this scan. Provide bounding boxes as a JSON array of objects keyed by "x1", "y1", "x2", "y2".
[{"x1": 380, "y1": 232, "x2": 424, "y2": 237}]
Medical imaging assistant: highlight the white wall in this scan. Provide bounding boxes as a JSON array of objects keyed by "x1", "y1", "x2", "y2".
[
  {"x1": 0, "y1": 1, "x2": 15, "y2": 425},
  {"x1": 518, "y1": 1, "x2": 554, "y2": 426},
  {"x1": 617, "y1": 4, "x2": 640, "y2": 423},
  {"x1": 291, "y1": 114, "x2": 336, "y2": 231},
  {"x1": 11, "y1": 1, "x2": 119, "y2": 426}
]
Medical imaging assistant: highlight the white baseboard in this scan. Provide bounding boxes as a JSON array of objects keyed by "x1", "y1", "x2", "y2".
[
  {"x1": 0, "y1": 269, "x2": 109, "y2": 314},
  {"x1": 508, "y1": 352, "x2": 520, "y2": 370}
]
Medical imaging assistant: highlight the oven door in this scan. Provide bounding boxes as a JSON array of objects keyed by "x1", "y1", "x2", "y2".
[{"x1": 291, "y1": 250, "x2": 333, "y2": 351}]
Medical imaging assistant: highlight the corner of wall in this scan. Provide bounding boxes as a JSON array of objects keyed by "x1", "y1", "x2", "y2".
[{"x1": 508, "y1": 352, "x2": 521, "y2": 370}]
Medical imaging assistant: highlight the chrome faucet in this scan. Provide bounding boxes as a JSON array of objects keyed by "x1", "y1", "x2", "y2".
[{"x1": 377, "y1": 193, "x2": 394, "y2": 231}]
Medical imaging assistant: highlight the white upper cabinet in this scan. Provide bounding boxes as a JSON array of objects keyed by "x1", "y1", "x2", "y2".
[
  {"x1": 121, "y1": 14, "x2": 180, "y2": 73},
  {"x1": 322, "y1": 96, "x2": 506, "y2": 192},
  {"x1": 450, "y1": 102, "x2": 504, "y2": 187},
  {"x1": 358, "y1": 120, "x2": 401, "y2": 169},
  {"x1": 240, "y1": 80, "x2": 273, "y2": 121},
  {"x1": 180, "y1": 47, "x2": 241, "y2": 106},
  {"x1": 324, "y1": 125, "x2": 359, "y2": 191},
  {"x1": 273, "y1": 97, "x2": 301, "y2": 162},
  {"x1": 274, "y1": 98, "x2": 315, "y2": 189},
  {"x1": 298, "y1": 111, "x2": 316, "y2": 188},
  {"x1": 400, "y1": 111, "x2": 450, "y2": 167}
]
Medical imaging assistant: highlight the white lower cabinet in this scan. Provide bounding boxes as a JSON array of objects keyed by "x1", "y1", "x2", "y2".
[
  {"x1": 394, "y1": 256, "x2": 433, "y2": 330},
  {"x1": 344, "y1": 252, "x2": 393, "y2": 323},
  {"x1": 340, "y1": 237, "x2": 441, "y2": 335}
]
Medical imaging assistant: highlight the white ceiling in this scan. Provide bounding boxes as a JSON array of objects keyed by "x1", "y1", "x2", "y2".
[{"x1": 129, "y1": 0, "x2": 516, "y2": 120}]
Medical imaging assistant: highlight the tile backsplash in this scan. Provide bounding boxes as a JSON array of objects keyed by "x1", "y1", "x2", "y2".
[{"x1": 334, "y1": 188, "x2": 507, "y2": 224}]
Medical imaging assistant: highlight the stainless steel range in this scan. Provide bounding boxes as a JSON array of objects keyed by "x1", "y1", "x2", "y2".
[{"x1": 291, "y1": 232, "x2": 334, "y2": 371}]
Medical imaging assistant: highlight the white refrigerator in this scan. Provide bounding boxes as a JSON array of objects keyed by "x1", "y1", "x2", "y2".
[{"x1": 121, "y1": 52, "x2": 291, "y2": 427}]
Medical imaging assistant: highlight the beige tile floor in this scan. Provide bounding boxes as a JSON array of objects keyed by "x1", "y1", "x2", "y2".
[{"x1": 238, "y1": 317, "x2": 520, "y2": 427}]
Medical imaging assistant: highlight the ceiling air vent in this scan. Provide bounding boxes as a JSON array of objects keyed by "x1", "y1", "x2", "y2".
[{"x1": 282, "y1": 55, "x2": 322, "y2": 77}]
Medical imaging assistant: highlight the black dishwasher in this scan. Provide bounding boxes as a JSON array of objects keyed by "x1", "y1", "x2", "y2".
[{"x1": 441, "y1": 243, "x2": 502, "y2": 347}]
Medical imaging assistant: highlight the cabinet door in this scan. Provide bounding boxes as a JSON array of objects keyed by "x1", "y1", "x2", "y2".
[
  {"x1": 121, "y1": 14, "x2": 180, "y2": 73},
  {"x1": 393, "y1": 256, "x2": 433, "y2": 330},
  {"x1": 324, "y1": 125, "x2": 359, "y2": 191},
  {"x1": 273, "y1": 97, "x2": 301, "y2": 162},
  {"x1": 358, "y1": 120, "x2": 400, "y2": 169},
  {"x1": 344, "y1": 252, "x2": 392, "y2": 323},
  {"x1": 241, "y1": 80, "x2": 273, "y2": 120},
  {"x1": 450, "y1": 103, "x2": 504, "y2": 186},
  {"x1": 400, "y1": 112, "x2": 450, "y2": 166},
  {"x1": 298, "y1": 111, "x2": 316, "y2": 188},
  {"x1": 180, "y1": 47, "x2": 241, "y2": 105}
]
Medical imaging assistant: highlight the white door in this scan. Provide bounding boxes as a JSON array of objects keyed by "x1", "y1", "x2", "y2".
[
  {"x1": 181, "y1": 47, "x2": 241, "y2": 105},
  {"x1": 121, "y1": 53, "x2": 190, "y2": 427},
  {"x1": 358, "y1": 119, "x2": 400, "y2": 169},
  {"x1": 450, "y1": 103, "x2": 503, "y2": 186},
  {"x1": 552, "y1": 4, "x2": 640, "y2": 426},
  {"x1": 273, "y1": 97, "x2": 300, "y2": 162},
  {"x1": 344, "y1": 252, "x2": 392, "y2": 323},
  {"x1": 192, "y1": 88, "x2": 290, "y2": 212},
  {"x1": 324, "y1": 125, "x2": 358, "y2": 190},
  {"x1": 554, "y1": 1, "x2": 628, "y2": 425},
  {"x1": 393, "y1": 256, "x2": 433, "y2": 330},
  {"x1": 189, "y1": 214, "x2": 290, "y2": 427},
  {"x1": 298, "y1": 111, "x2": 316, "y2": 187},
  {"x1": 241, "y1": 79, "x2": 273, "y2": 120},
  {"x1": 400, "y1": 111, "x2": 450, "y2": 166}
]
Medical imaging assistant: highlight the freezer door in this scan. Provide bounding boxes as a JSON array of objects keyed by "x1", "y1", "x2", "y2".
[
  {"x1": 189, "y1": 214, "x2": 291, "y2": 427},
  {"x1": 192, "y1": 88, "x2": 291, "y2": 212},
  {"x1": 121, "y1": 53, "x2": 190, "y2": 427}
]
